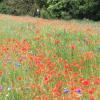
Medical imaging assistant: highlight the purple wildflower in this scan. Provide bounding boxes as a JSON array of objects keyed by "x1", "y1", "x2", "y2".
[
  {"x1": 75, "y1": 89, "x2": 82, "y2": 94},
  {"x1": 15, "y1": 62, "x2": 21, "y2": 68},
  {"x1": 0, "y1": 86, "x2": 3, "y2": 91},
  {"x1": 64, "y1": 88, "x2": 70, "y2": 93}
]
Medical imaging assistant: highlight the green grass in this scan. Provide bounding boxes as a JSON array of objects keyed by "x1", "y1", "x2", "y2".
[{"x1": 0, "y1": 15, "x2": 100, "y2": 100}]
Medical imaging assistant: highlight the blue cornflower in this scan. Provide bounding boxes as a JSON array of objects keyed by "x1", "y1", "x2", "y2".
[
  {"x1": 75, "y1": 89, "x2": 82, "y2": 94},
  {"x1": 15, "y1": 62, "x2": 21, "y2": 68},
  {"x1": 64, "y1": 88, "x2": 70, "y2": 93}
]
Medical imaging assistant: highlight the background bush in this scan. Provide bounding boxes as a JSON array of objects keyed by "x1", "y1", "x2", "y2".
[
  {"x1": 0, "y1": 0, "x2": 100, "y2": 21},
  {"x1": 0, "y1": 2, "x2": 15, "y2": 14}
]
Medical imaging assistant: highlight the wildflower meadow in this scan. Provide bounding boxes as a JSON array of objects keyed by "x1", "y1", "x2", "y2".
[{"x1": 0, "y1": 14, "x2": 100, "y2": 100}]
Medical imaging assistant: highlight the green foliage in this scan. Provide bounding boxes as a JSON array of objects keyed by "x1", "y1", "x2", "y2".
[
  {"x1": 0, "y1": 2, "x2": 14, "y2": 14},
  {"x1": 47, "y1": 0, "x2": 79, "y2": 19},
  {"x1": 0, "y1": 0, "x2": 100, "y2": 20},
  {"x1": 40, "y1": 8, "x2": 50, "y2": 19},
  {"x1": 6, "y1": 0, "x2": 35, "y2": 15},
  {"x1": 46, "y1": 0, "x2": 100, "y2": 20},
  {"x1": 6, "y1": 0, "x2": 46, "y2": 16}
]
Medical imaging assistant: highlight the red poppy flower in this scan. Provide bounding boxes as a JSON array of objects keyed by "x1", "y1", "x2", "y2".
[
  {"x1": 83, "y1": 51, "x2": 94, "y2": 60},
  {"x1": 41, "y1": 94, "x2": 50, "y2": 100},
  {"x1": 0, "y1": 70, "x2": 3, "y2": 76},
  {"x1": 53, "y1": 87, "x2": 61, "y2": 98},
  {"x1": 17, "y1": 76, "x2": 23, "y2": 81},
  {"x1": 94, "y1": 77, "x2": 100, "y2": 85},
  {"x1": 82, "y1": 80, "x2": 90, "y2": 86},
  {"x1": 64, "y1": 64, "x2": 69, "y2": 69},
  {"x1": 80, "y1": 78, "x2": 84, "y2": 82},
  {"x1": 90, "y1": 95, "x2": 95, "y2": 100},
  {"x1": 31, "y1": 84, "x2": 35, "y2": 89},
  {"x1": 44, "y1": 76, "x2": 50, "y2": 85},
  {"x1": 71, "y1": 44, "x2": 76, "y2": 50},
  {"x1": 88, "y1": 88, "x2": 96, "y2": 94},
  {"x1": 55, "y1": 40, "x2": 60, "y2": 44}
]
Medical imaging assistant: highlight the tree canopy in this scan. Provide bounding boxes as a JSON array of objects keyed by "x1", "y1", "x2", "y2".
[{"x1": 0, "y1": 0, "x2": 100, "y2": 20}]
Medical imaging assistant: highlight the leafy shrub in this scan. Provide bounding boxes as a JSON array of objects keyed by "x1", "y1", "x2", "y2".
[
  {"x1": 0, "y1": 0, "x2": 100, "y2": 21},
  {"x1": 0, "y1": 3, "x2": 14, "y2": 14},
  {"x1": 40, "y1": 8, "x2": 50, "y2": 19}
]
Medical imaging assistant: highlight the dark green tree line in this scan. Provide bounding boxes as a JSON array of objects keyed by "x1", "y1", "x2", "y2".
[
  {"x1": 46, "y1": 0, "x2": 100, "y2": 20},
  {"x1": 0, "y1": 0, "x2": 100, "y2": 20}
]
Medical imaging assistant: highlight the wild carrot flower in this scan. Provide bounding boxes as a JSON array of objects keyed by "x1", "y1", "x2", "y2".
[{"x1": 8, "y1": 86, "x2": 12, "y2": 91}]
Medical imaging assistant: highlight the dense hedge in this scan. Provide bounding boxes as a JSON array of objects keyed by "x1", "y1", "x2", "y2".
[
  {"x1": 0, "y1": 0, "x2": 100, "y2": 21},
  {"x1": 46, "y1": 0, "x2": 100, "y2": 20},
  {"x1": 0, "y1": 1, "x2": 14, "y2": 14}
]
